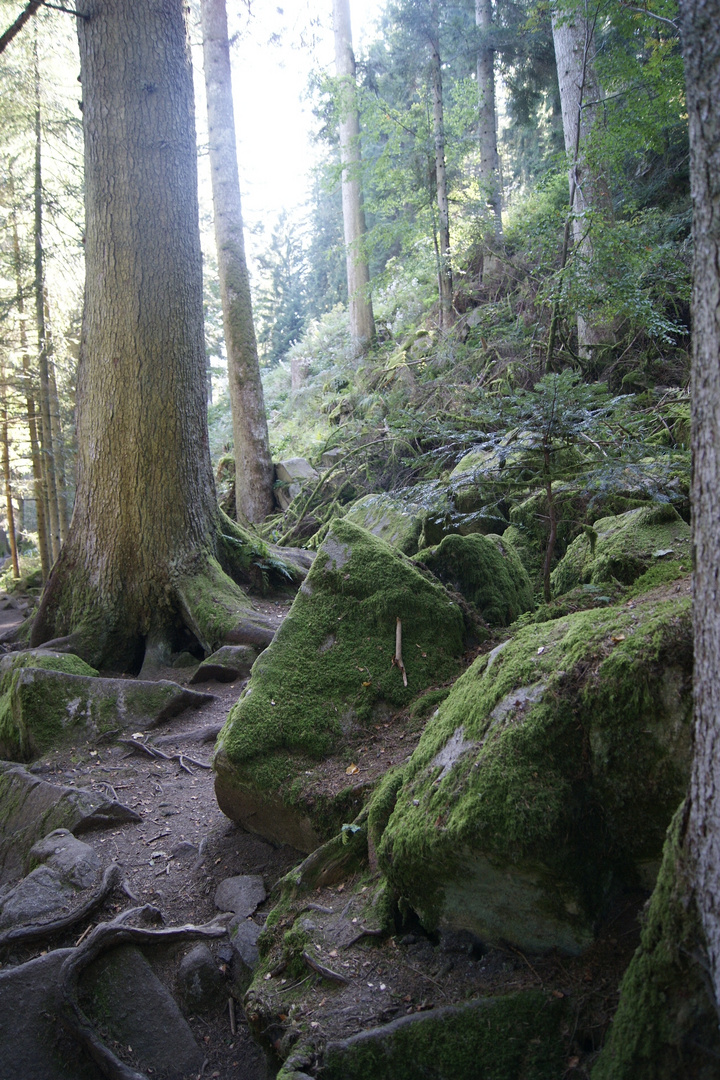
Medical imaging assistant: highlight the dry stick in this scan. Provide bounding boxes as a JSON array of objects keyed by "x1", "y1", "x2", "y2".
[
  {"x1": 60, "y1": 907, "x2": 227, "y2": 1080},
  {"x1": 228, "y1": 997, "x2": 236, "y2": 1036},
  {"x1": 393, "y1": 617, "x2": 408, "y2": 687},
  {"x1": 301, "y1": 950, "x2": 350, "y2": 985},
  {"x1": 0, "y1": 863, "x2": 127, "y2": 950}
]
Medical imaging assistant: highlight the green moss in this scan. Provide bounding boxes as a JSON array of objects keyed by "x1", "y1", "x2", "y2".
[
  {"x1": 592, "y1": 808, "x2": 720, "y2": 1080},
  {"x1": 0, "y1": 652, "x2": 99, "y2": 760},
  {"x1": 177, "y1": 556, "x2": 251, "y2": 650},
  {"x1": 343, "y1": 493, "x2": 425, "y2": 555},
  {"x1": 216, "y1": 521, "x2": 465, "y2": 816},
  {"x1": 416, "y1": 532, "x2": 534, "y2": 626},
  {"x1": 321, "y1": 991, "x2": 567, "y2": 1080},
  {"x1": 377, "y1": 594, "x2": 693, "y2": 945},
  {"x1": 367, "y1": 768, "x2": 404, "y2": 854},
  {"x1": 552, "y1": 504, "x2": 690, "y2": 596},
  {"x1": 409, "y1": 687, "x2": 450, "y2": 721}
]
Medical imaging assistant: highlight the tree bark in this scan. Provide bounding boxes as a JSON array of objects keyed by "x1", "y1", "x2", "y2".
[
  {"x1": 30, "y1": 0, "x2": 273, "y2": 671},
  {"x1": 550, "y1": 3, "x2": 611, "y2": 356},
  {"x1": 475, "y1": 0, "x2": 503, "y2": 237},
  {"x1": 200, "y1": 0, "x2": 275, "y2": 524},
  {"x1": 44, "y1": 294, "x2": 70, "y2": 541},
  {"x1": 333, "y1": 0, "x2": 375, "y2": 354},
  {"x1": 429, "y1": 2, "x2": 452, "y2": 329},
  {"x1": 10, "y1": 197, "x2": 50, "y2": 578},
  {"x1": 680, "y1": 0, "x2": 720, "y2": 1013},
  {"x1": 0, "y1": 359, "x2": 20, "y2": 580}
]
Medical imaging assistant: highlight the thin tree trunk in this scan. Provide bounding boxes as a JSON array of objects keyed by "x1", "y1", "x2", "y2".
[
  {"x1": 476, "y1": 0, "x2": 503, "y2": 236},
  {"x1": 681, "y1": 0, "x2": 720, "y2": 1013},
  {"x1": 429, "y1": 3, "x2": 452, "y2": 329},
  {"x1": 10, "y1": 188, "x2": 50, "y2": 578},
  {"x1": 34, "y1": 39, "x2": 61, "y2": 561},
  {"x1": 551, "y1": 3, "x2": 611, "y2": 357},
  {"x1": 200, "y1": 0, "x2": 275, "y2": 524},
  {"x1": 333, "y1": 0, "x2": 375, "y2": 354},
  {"x1": 0, "y1": 359, "x2": 20, "y2": 580}
]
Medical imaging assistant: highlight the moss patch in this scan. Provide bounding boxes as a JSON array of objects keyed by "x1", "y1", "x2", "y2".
[
  {"x1": 321, "y1": 991, "x2": 568, "y2": 1080},
  {"x1": 551, "y1": 504, "x2": 691, "y2": 597},
  {"x1": 592, "y1": 808, "x2": 720, "y2": 1080},
  {"x1": 214, "y1": 520, "x2": 465, "y2": 846},
  {"x1": 416, "y1": 532, "x2": 534, "y2": 626},
  {"x1": 376, "y1": 590, "x2": 693, "y2": 952},
  {"x1": 343, "y1": 493, "x2": 426, "y2": 555}
]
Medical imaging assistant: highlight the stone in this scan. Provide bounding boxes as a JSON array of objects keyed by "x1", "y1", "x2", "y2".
[
  {"x1": 0, "y1": 830, "x2": 101, "y2": 929},
  {"x1": 177, "y1": 943, "x2": 225, "y2": 1012},
  {"x1": 275, "y1": 457, "x2": 320, "y2": 511},
  {"x1": 228, "y1": 916, "x2": 262, "y2": 988},
  {"x1": 214, "y1": 874, "x2": 266, "y2": 916},
  {"x1": 189, "y1": 644, "x2": 257, "y2": 684},
  {"x1": 552, "y1": 503, "x2": 691, "y2": 596},
  {"x1": 0, "y1": 651, "x2": 214, "y2": 762},
  {"x1": 416, "y1": 532, "x2": 534, "y2": 625},
  {"x1": 214, "y1": 519, "x2": 466, "y2": 851},
  {"x1": 0, "y1": 762, "x2": 140, "y2": 886},
  {"x1": 375, "y1": 586, "x2": 693, "y2": 954},
  {"x1": 343, "y1": 493, "x2": 427, "y2": 555},
  {"x1": 80, "y1": 944, "x2": 203, "y2": 1078}
]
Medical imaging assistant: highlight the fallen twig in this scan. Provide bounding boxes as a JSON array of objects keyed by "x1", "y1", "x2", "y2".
[
  {"x1": 302, "y1": 950, "x2": 350, "y2": 985},
  {"x1": 228, "y1": 996, "x2": 236, "y2": 1036},
  {"x1": 392, "y1": 617, "x2": 408, "y2": 687},
  {"x1": 342, "y1": 927, "x2": 384, "y2": 949}
]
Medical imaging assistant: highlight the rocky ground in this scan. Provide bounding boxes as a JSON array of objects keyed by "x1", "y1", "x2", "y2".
[{"x1": 0, "y1": 589, "x2": 651, "y2": 1080}]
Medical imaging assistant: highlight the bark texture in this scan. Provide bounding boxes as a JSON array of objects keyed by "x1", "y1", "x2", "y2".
[
  {"x1": 200, "y1": 0, "x2": 275, "y2": 524},
  {"x1": 681, "y1": 0, "x2": 720, "y2": 1013},
  {"x1": 31, "y1": 0, "x2": 252, "y2": 670},
  {"x1": 429, "y1": 2, "x2": 453, "y2": 329},
  {"x1": 333, "y1": 0, "x2": 375, "y2": 353},
  {"x1": 551, "y1": 4, "x2": 611, "y2": 354},
  {"x1": 475, "y1": 0, "x2": 503, "y2": 236}
]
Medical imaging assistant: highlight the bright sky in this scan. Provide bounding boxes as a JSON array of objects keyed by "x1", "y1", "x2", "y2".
[{"x1": 222, "y1": 0, "x2": 385, "y2": 236}]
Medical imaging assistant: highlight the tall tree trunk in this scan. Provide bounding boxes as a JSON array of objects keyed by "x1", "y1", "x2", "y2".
[
  {"x1": 428, "y1": 2, "x2": 452, "y2": 329},
  {"x1": 34, "y1": 39, "x2": 61, "y2": 562},
  {"x1": 681, "y1": 0, "x2": 720, "y2": 1013},
  {"x1": 0, "y1": 359, "x2": 20, "y2": 580},
  {"x1": 551, "y1": 3, "x2": 611, "y2": 357},
  {"x1": 44, "y1": 294, "x2": 70, "y2": 541},
  {"x1": 333, "y1": 0, "x2": 375, "y2": 354},
  {"x1": 475, "y1": 0, "x2": 503, "y2": 237},
  {"x1": 10, "y1": 192, "x2": 50, "y2": 578},
  {"x1": 31, "y1": 0, "x2": 276, "y2": 671},
  {"x1": 200, "y1": 0, "x2": 275, "y2": 524}
]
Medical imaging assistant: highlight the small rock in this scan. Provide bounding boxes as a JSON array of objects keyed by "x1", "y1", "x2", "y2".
[
  {"x1": 170, "y1": 840, "x2": 199, "y2": 863},
  {"x1": 189, "y1": 645, "x2": 257, "y2": 685},
  {"x1": 214, "y1": 874, "x2": 266, "y2": 917},
  {"x1": 177, "y1": 944, "x2": 225, "y2": 1013},
  {"x1": 228, "y1": 916, "x2": 262, "y2": 990}
]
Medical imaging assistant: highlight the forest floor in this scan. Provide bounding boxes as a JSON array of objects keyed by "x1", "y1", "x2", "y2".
[{"x1": 1, "y1": 593, "x2": 649, "y2": 1080}]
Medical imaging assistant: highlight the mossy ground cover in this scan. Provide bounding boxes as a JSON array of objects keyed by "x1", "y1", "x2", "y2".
[
  {"x1": 374, "y1": 588, "x2": 693, "y2": 950},
  {"x1": 214, "y1": 521, "x2": 465, "y2": 842},
  {"x1": 551, "y1": 504, "x2": 691, "y2": 596},
  {"x1": 416, "y1": 532, "x2": 534, "y2": 626}
]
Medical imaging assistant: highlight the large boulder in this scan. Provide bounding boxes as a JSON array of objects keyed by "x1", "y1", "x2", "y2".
[
  {"x1": 275, "y1": 457, "x2": 320, "y2": 512},
  {"x1": 416, "y1": 533, "x2": 534, "y2": 626},
  {"x1": 0, "y1": 649, "x2": 213, "y2": 761},
  {"x1": 214, "y1": 520, "x2": 466, "y2": 851},
  {"x1": 343, "y1": 493, "x2": 427, "y2": 556},
  {"x1": 375, "y1": 585, "x2": 693, "y2": 955},
  {"x1": 0, "y1": 829, "x2": 101, "y2": 930},
  {"x1": 551, "y1": 504, "x2": 691, "y2": 597}
]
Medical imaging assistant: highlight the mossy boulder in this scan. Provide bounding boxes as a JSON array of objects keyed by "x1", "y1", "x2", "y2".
[
  {"x1": 551, "y1": 504, "x2": 691, "y2": 597},
  {"x1": 592, "y1": 808, "x2": 720, "y2": 1079},
  {"x1": 343, "y1": 493, "x2": 427, "y2": 556},
  {"x1": 375, "y1": 588, "x2": 693, "y2": 954},
  {"x1": 214, "y1": 519, "x2": 466, "y2": 851},
  {"x1": 416, "y1": 533, "x2": 534, "y2": 626},
  {"x1": 0, "y1": 650, "x2": 213, "y2": 761}
]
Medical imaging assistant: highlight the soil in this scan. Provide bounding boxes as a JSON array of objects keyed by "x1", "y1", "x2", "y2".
[{"x1": 0, "y1": 590, "x2": 654, "y2": 1080}]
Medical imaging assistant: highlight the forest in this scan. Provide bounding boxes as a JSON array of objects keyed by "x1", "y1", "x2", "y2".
[{"x1": 0, "y1": 0, "x2": 718, "y2": 1078}]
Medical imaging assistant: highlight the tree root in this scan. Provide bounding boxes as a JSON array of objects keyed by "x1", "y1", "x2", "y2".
[
  {"x1": 118, "y1": 737, "x2": 211, "y2": 771},
  {"x1": 0, "y1": 863, "x2": 133, "y2": 951},
  {"x1": 59, "y1": 905, "x2": 227, "y2": 1080}
]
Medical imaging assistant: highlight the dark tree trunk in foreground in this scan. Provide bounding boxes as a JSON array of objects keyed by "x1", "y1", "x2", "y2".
[
  {"x1": 333, "y1": 0, "x2": 375, "y2": 354},
  {"x1": 681, "y1": 0, "x2": 720, "y2": 1012},
  {"x1": 476, "y1": 0, "x2": 503, "y2": 237},
  {"x1": 31, "y1": 0, "x2": 270, "y2": 671},
  {"x1": 200, "y1": 0, "x2": 275, "y2": 524}
]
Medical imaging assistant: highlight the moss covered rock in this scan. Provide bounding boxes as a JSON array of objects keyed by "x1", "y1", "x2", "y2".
[
  {"x1": 343, "y1": 493, "x2": 427, "y2": 555},
  {"x1": 551, "y1": 504, "x2": 691, "y2": 597},
  {"x1": 416, "y1": 533, "x2": 534, "y2": 626},
  {"x1": 214, "y1": 519, "x2": 466, "y2": 851},
  {"x1": 0, "y1": 651, "x2": 213, "y2": 761},
  {"x1": 592, "y1": 809, "x2": 720, "y2": 1079},
  {"x1": 375, "y1": 588, "x2": 693, "y2": 954}
]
